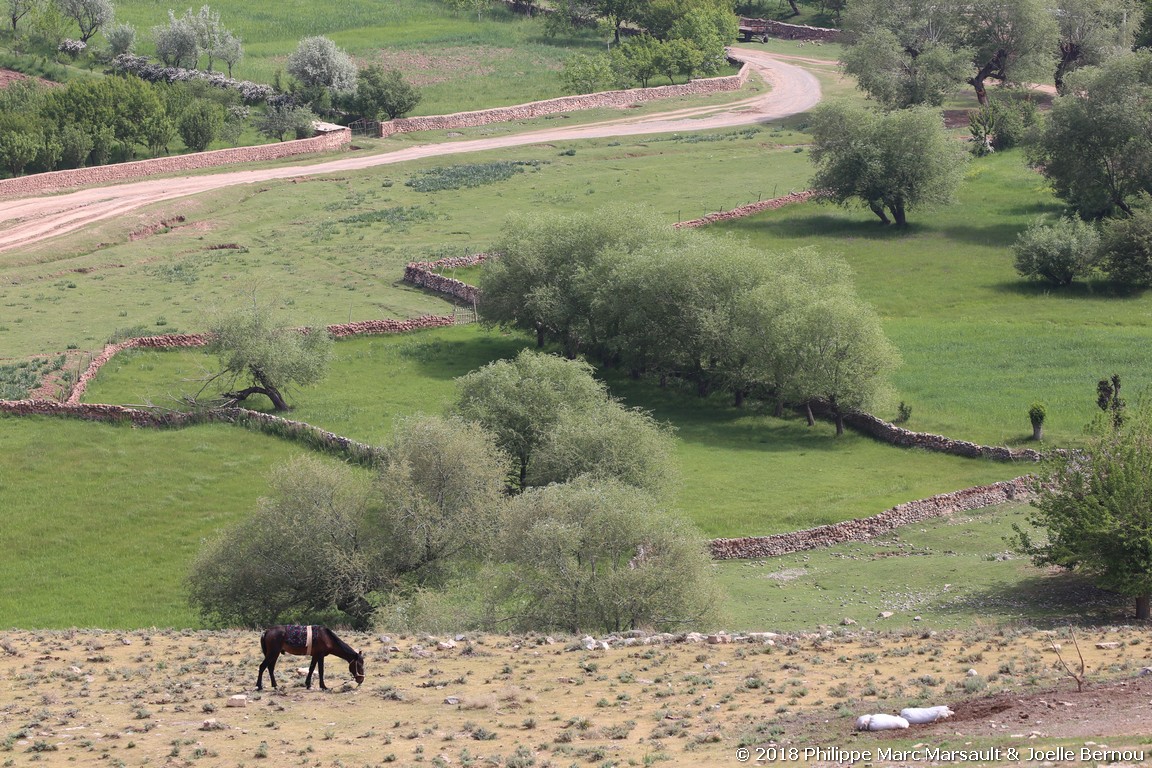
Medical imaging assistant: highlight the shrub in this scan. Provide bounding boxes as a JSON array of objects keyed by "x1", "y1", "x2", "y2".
[{"x1": 1013, "y1": 216, "x2": 1101, "y2": 286}]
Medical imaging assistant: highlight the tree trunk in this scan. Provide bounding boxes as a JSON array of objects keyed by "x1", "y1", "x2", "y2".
[
  {"x1": 734, "y1": 389, "x2": 745, "y2": 408},
  {"x1": 786, "y1": 0, "x2": 800, "y2": 15},
  {"x1": 890, "y1": 200, "x2": 907, "y2": 227},
  {"x1": 1138, "y1": 594, "x2": 1150, "y2": 621},
  {"x1": 773, "y1": 400, "x2": 785, "y2": 418},
  {"x1": 1032, "y1": 423, "x2": 1043, "y2": 441},
  {"x1": 1054, "y1": 42, "x2": 1079, "y2": 92},
  {"x1": 868, "y1": 200, "x2": 890, "y2": 224},
  {"x1": 834, "y1": 411, "x2": 844, "y2": 436},
  {"x1": 804, "y1": 402, "x2": 815, "y2": 427},
  {"x1": 535, "y1": 323, "x2": 545, "y2": 348}
]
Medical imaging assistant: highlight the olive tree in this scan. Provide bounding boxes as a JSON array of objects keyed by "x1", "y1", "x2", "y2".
[{"x1": 203, "y1": 301, "x2": 332, "y2": 411}]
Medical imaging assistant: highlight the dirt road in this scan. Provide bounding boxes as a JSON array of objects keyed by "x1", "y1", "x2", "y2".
[{"x1": 0, "y1": 50, "x2": 820, "y2": 253}]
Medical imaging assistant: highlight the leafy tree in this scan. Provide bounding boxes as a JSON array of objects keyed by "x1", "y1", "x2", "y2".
[
  {"x1": 203, "y1": 300, "x2": 332, "y2": 411},
  {"x1": 287, "y1": 35, "x2": 358, "y2": 97},
  {"x1": 1014, "y1": 402, "x2": 1152, "y2": 620},
  {"x1": 0, "y1": 128, "x2": 39, "y2": 175},
  {"x1": 668, "y1": 5, "x2": 735, "y2": 76},
  {"x1": 58, "y1": 0, "x2": 112, "y2": 43},
  {"x1": 840, "y1": 0, "x2": 1057, "y2": 107},
  {"x1": 187, "y1": 455, "x2": 377, "y2": 628},
  {"x1": 594, "y1": 0, "x2": 641, "y2": 43},
  {"x1": 349, "y1": 65, "x2": 421, "y2": 120},
  {"x1": 188, "y1": 417, "x2": 510, "y2": 628},
  {"x1": 967, "y1": 93, "x2": 1039, "y2": 155},
  {"x1": 497, "y1": 478, "x2": 720, "y2": 633},
  {"x1": 619, "y1": 35, "x2": 662, "y2": 87},
  {"x1": 655, "y1": 37, "x2": 704, "y2": 83},
  {"x1": 453, "y1": 349, "x2": 610, "y2": 489},
  {"x1": 528, "y1": 398, "x2": 678, "y2": 498},
  {"x1": 371, "y1": 415, "x2": 509, "y2": 583},
  {"x1": 153, "y1": 10, "x2": 198, "y2": 68},
  {"x1": 560, "y1": 52, "x2": 612, "y2": 94},
  {"x1": 1100, "y1": 197, "x2": 1152, "y2": 287},
  {"x1": 1013, "y1": 216, "x2": 1102, "y2": 286},
  {"x1": 478, "y1": 206, "x2": 664, "y2": 357},
  {"x1": 445, "y1": 0, "x2": 496, "y2": 20},
  {"x1": 214, "y1": 28, "x2": 243, "y2": 78},
  {"x1": 809, "y1": 101, "x2": 968, "y2": 226},
  {"x1": 1054, "y1": 0, "x2": 1139, "y2": 91},
  {"x1": 102, "y1": 20, "x2": 136, "y2": 55},
  {"x1": 965, "y1": 0, "x2": 1058, "y2": 105},
  {"x1": 189, "y1": 4, "x2": 223, "y2": 71},
  {"x1": 6, "y1": 0, "x2": 34, "y2": 33},
  {"x1": 1031, "y1": 51, "x2": 1152, "y2": 218},
  {"x1": 56, "y1": 123, "x2": 94, "y2": 167},
  {"x1": 255, "y1": 102, "x2": 316, "y2": 141},
  {"x1": 840, "y1": 26, "x2": 973, "y2": 110},
  {"x1": 177, "y1": 98, "x2": 224, "y2": 151}
]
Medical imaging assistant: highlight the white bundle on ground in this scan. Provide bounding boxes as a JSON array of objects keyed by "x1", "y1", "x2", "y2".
[
  {"x1": 855, "y1": 714, "x2": 910, "y2": 731},
  {"x1": 900, "y1": 706, "x2": 955, "y2": 724}
]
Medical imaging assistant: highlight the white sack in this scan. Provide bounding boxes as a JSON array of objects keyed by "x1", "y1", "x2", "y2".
[
  {"x1": 855, "y1": 714, "x2": 910, "y2": 731},
  {"x1": 900, "y1": 706, "x2": 955, "y2": 724}
]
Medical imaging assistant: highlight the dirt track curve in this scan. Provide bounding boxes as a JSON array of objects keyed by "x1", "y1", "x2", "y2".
[{"x1": 0, "y1": 50, "x2": 820, "y2": 253}]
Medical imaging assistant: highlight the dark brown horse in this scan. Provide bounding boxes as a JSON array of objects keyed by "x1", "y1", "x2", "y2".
[{"x1": 256, "y1": 625, "x2": 365, "y2": 691}]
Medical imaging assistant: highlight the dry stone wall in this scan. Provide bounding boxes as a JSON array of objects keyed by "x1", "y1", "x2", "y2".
[
  {"x1": 377, "y1": 61, "x2": 751, "y2": 138},
  {"x1": 739, "y1": 17, "x2": 842, "y2": 42},
  {"x1": 0, "y1": 129, "x2": 351, "y2": 198},
  {"x1": 674, "y1": 190, "x2": 816, "y2": 228},
  {"x1": 709, "y1": 476, "x2": 1033, "y2": 559},
  {"x1": 403, "y1": 253, "x2": 494, "y2": 304}
]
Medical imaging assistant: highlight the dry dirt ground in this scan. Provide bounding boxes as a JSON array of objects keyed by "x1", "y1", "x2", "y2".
[
  {"x1": 2, "y1": 627, "x2": 1151, "y2": 767},
  {"x1": 0, "y1": 49, "x2": 820, "y2": 254}
]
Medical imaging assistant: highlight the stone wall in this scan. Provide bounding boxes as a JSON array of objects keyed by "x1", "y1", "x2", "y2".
[
  {"x1": 674, "y1": 190, "x2": 816, "y2": 228},
  {"x1": 62, "y1": 316, "x2": 456, "y2": 404},
  {"x1": 0, "y1": 129, "x2": 352, "y2": 198},
  {"x1": 377, "y1": 61, "x2": 751, "y2": 138},
  {"x1": 739, "y1": 17, "x2": 842, "y2": 43},
  {"x1": 709, "y1": 476, "x2": 1033, "y2": 559},
  {"x1": 403, "y1": 253, "x2": 494, "y2": 304}
]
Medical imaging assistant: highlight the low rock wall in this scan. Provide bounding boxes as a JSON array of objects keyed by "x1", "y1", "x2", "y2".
[
  {"x1": 403, "y1": 253, "x2": 494, "y2": 304},
  {"x1": 378, "y1": 61, "x2": 751, "y2": 138},
  {"x1": 674, "y1": 190, "x2": 816, "y2": 228},
  {"x1": 709, "y1": 476, "x2": 1033, "y2": 559},
  {"x1": 843, "y1": 411, "x2": 1044, "y2": 461},
  {"x1": 0, "y1": 129, "x2": 352, "y2": 198},
  {"x1": 740, "y1": 18, "x2": 842, "y2": 42}
]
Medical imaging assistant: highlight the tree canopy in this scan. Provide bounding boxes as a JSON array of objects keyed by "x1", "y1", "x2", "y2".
[
  {"x1": 203, "y1": 301, "x2": 332, "y2": 411},
  {"x1": 809, "y1": 101, "x2": 968, "y2": 226},
  {"x1": 1031, "y1": 51, "x2": 1152, "y2": 218},
  {"x1": 1015, "y1": 402, "x2": 1152, "y2": 620}
]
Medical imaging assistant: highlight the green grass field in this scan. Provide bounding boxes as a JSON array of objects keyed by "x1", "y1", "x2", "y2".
[{"x1": 3, "y1": 36, "x2": 1148, "y2": 631}]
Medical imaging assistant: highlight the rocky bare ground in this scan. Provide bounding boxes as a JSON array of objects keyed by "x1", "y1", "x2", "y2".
[{"x1": 2, "y1": 626, "x2": 1151, "y2": 766}]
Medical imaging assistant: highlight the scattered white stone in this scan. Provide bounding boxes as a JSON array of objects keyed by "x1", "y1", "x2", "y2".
[
  {"x1": 841, "y1": 617, "x2": 857, "y2": 626},
  {"x1": 436, "y1": 640, "x2": 457, "y2": 651},
  {"x1": 966, "y1": 669, "x2": 979, "y2": 677},
  {"x1": 227, "y1": 695, "x2": 247, "y2": 708},
  {"x1": 444, "y1": 697, "x2": 460, "y2": 705},
  {"x1": 1139, "y1": 667, "x2": 1152, "y2": 676},
  {"x1": 879, "y1": 611, "x2": 894, "y2": 619},
  {"x1": 1096, "y1": 642, "x2": 1121, "y2": 650}
]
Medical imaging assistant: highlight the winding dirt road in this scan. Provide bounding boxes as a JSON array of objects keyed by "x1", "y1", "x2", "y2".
[{"x1": 0, "y1": 50, "x2": 820, "y2": 253}]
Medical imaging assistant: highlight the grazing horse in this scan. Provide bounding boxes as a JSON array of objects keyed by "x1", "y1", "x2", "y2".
[{"x1": 256, "y1": 625, "x2": 365, "y2": 691}]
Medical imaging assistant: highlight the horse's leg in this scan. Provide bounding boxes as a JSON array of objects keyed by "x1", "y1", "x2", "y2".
[
  {"x1": 317, "y1": 655, "x2": 327, "y2": 690},
  {"x1": 267, "y1": 652, "x2": 279, "y2": 689},
  {"x1": 306, "y1": 657, "x2": 318, "y2": 689}
]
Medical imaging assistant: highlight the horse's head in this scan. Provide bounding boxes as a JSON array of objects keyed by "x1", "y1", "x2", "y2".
[{"x1": 350, "y1": 652, "x2": 365, "y2": 686}]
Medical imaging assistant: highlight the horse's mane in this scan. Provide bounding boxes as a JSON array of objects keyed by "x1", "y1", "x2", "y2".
[{"x1": 325, "y1": 627, "x2": 359, "y2": 659}]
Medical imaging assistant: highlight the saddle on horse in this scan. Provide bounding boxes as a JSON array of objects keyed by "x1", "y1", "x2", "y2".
[{"x1": 284, "y1": 624, "x2": 313, "y2": 655}]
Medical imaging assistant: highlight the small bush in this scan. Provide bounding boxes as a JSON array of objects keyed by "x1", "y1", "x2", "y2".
[{"x1": 1013, "y1": 216, "x2": 1101, "y2": 286}]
